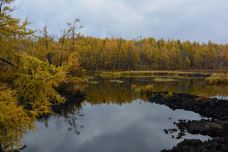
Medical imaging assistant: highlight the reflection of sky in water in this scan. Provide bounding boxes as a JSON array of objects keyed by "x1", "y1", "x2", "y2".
[
  {"x1": 22, "y1": 100, "x2": 210, "y2": 152},
  {"x1": 210, "y1": 96, "x2": 228, "y2": 100}
]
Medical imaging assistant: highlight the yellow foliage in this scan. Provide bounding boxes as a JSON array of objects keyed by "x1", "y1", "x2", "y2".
[
  {"x1": 67, "y1": 52, "x2": 80, "y2": 75},
  {"x1": 0, "y1": 83, "x2": 34, "y2": 150},
  {"x1": 13, "y1": 55, "x2": 67, "y2": 116}
]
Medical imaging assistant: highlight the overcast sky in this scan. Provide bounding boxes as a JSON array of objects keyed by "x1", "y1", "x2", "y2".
[{"x1": 14, "y1": 0, "x2": 228, "y2": 43}]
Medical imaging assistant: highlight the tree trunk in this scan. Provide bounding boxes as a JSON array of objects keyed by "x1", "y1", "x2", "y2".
[
  {"x1": 72, "y1": 28, "x2": 75, "y2": 51},
  {"x1": 60, "y1": 52, "x2": 63, "y2": 66}
]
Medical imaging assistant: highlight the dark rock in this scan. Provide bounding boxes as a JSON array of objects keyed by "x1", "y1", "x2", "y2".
[
  {"x1": 152, "y1": 92, "x2": 228, "y2": 152},
  {"x1": 175, "y1": 119, "x2": 228, "y2": 138},
  {"x1": 162, "y1": 137, "x2": 228, "y2": 152},
  {"x1": 149, "y1": 92, "x2": 228, "y2": 120},
  {"x1": 163, "y1": 129, "x2": 178, "y2": 134}
]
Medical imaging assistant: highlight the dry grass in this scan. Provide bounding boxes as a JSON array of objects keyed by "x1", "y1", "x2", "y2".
[
  {"x1": 153, "y1": 78, "x2": 177, "y2": 82},
  {"x1": 99, "y1": 70, "x2": 212, "y2": 79},
  {"x1": 206, "y1": 73, "x2": 228, "y2": 84},
  {"x1": 110, "y1": 80, "x2": 124, "y2": 83}
]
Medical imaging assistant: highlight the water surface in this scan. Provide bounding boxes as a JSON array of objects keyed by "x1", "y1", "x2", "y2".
[
  {"x1": 22, "y1": 101, "x2": 210, "y2": 152},
  {"x1": 21, "y1": 78, "x2": 227, "y2": 152}
]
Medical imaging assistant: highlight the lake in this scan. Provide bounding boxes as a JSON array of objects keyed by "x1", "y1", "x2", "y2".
[{"x1": 19, "y1": 77, "x2": 228, "y2": 152}]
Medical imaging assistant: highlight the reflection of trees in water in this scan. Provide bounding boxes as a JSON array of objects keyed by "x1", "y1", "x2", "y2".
[
  {"x1": 39, "y1": 100, "x2": 85, "y2": 135},
  {"x1": 85, "y1": 78, "x2": 228, "y2": 105},
  {"x1": 153, "y1": 79, "x2": 228, "y2": 97},
  {"x1": 1, "y1": 95, "x2": 85, "y2": 151},
  {"x1": 85, "y1": 80, "x2": 139, "y2": 105},
  {"x1": 57, "y1": 101, "x2": 85, "y2": 135},
  {"x1": 32, "y1": 78, "x2": 228, "y2": 149},
  {"x1": 65, "y1": 111, "x2": 85, "y2": 135}
]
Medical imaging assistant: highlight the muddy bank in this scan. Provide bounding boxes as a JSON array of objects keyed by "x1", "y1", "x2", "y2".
[{"x1": 148, "y1": 92, "x2": 228, "y2": 152}]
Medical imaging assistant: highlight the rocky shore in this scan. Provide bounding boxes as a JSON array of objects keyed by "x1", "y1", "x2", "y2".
[
  {"x1": 149, "y1": 92, "x2": 228, "y2": 120},
  {"x1": 149, "y1": 92, "x2": 228, "y2": 152},
  {"x1": 162, "y1": 137, "x2": 228, "y2": 152}
]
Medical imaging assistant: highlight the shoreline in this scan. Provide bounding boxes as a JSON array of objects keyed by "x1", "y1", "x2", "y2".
[{"x1": 148, "y1": 92, "x2": 228, "y2": 152}]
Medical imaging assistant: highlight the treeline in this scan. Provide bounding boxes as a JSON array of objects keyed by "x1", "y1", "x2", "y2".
[
  {"x1": 75, "y1": 37, "x2": 228, "y2": 70},
  {"x1": 21, "y1": 34, "x2": 228, "y2": 71}
]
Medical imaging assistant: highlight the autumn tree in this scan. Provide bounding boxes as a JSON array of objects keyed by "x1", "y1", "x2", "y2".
[
  {"x1": 67, "y1": 18, "x2": 83, "y2": 51},
  {"x1": 0, "y1": 0, "x2": 67, "y2": 117},
  {"x1": 0, "y1": 83, "x2": 34, "y2": 151},
  {"x1": 0, "y1": 0, "x2": 33, "y2": 68}
]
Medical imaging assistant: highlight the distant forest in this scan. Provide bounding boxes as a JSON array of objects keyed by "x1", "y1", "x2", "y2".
[{"x1": 15, "y1": 29, "x2": 228, "y2": 71}]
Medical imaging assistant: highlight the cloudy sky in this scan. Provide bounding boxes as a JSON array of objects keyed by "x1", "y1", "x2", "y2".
[{"x1": 14, "y1": 0, "x2": 228, "y2": 43}]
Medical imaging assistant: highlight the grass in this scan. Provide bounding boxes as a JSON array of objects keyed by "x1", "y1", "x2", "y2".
[
  {"x1": 89, "y1": 81, "x2": 99, "y2": 84},
  {"x1": 110, "y1": 80, "x2": 124, "y2": 83},
  {"x1": 153, "y1": 78, "x2": 177, "y2": 82},
  {"x1": 206, "y1": 73, "x2": 228, "y2": 85},
  {"x1": 98, "y1": 70, "x2": 213, "y2": 79}
]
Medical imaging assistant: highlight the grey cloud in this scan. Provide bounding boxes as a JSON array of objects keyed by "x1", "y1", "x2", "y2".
[{"x1": 14, "y1": 0, "x2": 228, "y2": 43}]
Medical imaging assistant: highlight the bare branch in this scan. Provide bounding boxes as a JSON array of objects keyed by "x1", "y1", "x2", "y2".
[{"x1": 0, "y1": 57, "x2": 16, "y2": 68}]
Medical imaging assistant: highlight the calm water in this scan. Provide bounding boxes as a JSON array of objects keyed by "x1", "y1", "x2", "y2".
[{"x1": 19, "y1": 78, "x2": 227, "y2": 152}]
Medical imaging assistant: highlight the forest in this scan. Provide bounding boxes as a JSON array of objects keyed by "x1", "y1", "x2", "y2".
[
  {"x1": 0, "y1": 0, "x2": 228, "y2": 151},
  {"x1": 20, "y1": 29, "x2": 228, "y2": 71}
]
